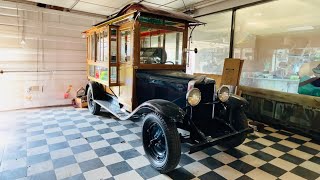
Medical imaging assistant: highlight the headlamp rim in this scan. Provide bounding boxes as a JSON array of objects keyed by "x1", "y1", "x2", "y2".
[
  {"x1": 217, "y1": 85, "x2": 230, "y2": 102},
  {"x1": 186, "y1": 88, "x2": 201, "y2": 106}
]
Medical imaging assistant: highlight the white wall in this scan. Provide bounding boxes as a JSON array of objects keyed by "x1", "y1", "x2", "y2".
[{"x1": 0, "y1": 0, "x2": 104, "y2": 111}]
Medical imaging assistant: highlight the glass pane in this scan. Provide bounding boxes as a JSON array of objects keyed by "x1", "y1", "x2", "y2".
[
  {"x1": 91, "y1": 34, "x2": 96, "y2": 61},
  {"x1": 97, "y1": 33, "x2": 100, "y2": 61},
  {"x1": 89, "y1": 65, "x2": 95, "y2": 77},
  {"x1": 100, "y1": 32, "x2": 104, "y2": 61},
  {"x1": 88, "y1": 65, "x2": 108, "y2": 82},
  {"x1": 165, "y1": 32, "x2": 183, "y2": 65},
  {"x1": 120, "y1": 30, "x2": 131, "y2": 63},
  {"x1": 188, "y1": 11, "x2": 232, "y2": 74},
  {"x1": 110, "y1": 28, "x2": 117, "y2": 64},
  {"x1": 140, "y1": 26, "x2": 182, "y2": 65},
  {"x1": 234, "y1": 0, "x2": 320, "y2": 96},
  {"x1": 103, "y1": 30, "x2": 108, "y2": 62},
  {"x1": 110, "y1": 66, "x2": 117, "y2": 83}
]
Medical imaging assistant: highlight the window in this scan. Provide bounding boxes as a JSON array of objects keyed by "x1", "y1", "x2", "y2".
[
  {"x1": 120, "y1": 30, "x2": 131, "y2": 63},
  {"x1": 110, "y1": 28, "x2": 117, "y2": 64},
  {"x1": 140, "y1": 26, "x2": 183, "y2": 65},
  {"x1": 97, "y1": 32, "x2": 101, "y2": 61},
  {"x1": 189, "y1": 11, "x2": 232, "y2": 74},
  {"x1": 234, "y1": 0, "x2": 320, "y2": 96},
  {"x1": 90, "y1": 34, "x2": 96, "y2": 61},
  {"x1": 103, "y1": 30, "x2": 108, "y2": 62}
]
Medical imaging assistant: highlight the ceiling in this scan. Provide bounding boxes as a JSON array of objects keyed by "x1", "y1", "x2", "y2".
[{"x1": 23, "y1": 0, "x2": 207, "y2": 16}]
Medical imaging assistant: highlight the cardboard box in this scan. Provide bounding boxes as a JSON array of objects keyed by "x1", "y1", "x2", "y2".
[
  {"x1": 75, "y1": 96, "x2": 88, "y2": 108},
  {"x1": 221, "y1": 58, "x2": 244, "y2": 95}
]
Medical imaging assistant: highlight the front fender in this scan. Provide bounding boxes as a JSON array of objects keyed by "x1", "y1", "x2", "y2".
[
  {"x1": 226, "y1": 95, "x2": 249, "y2": 109},
  {"x1": 136, "y1": 99, "x2": 186, "y2": 123}
]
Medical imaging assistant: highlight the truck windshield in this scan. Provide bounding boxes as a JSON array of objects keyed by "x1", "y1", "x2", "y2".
[{"x1": 140, "y1": 26, "x2": 183, "y2": 65}]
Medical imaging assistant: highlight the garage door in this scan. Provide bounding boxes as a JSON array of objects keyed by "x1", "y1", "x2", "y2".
[{"x1": 0, "y1": 1, "x2": 103, "y2": 111}]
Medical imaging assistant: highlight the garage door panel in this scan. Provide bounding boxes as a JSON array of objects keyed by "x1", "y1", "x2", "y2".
[{"x1": 0, "y1": 1, "x2": 102, "y2": 111}]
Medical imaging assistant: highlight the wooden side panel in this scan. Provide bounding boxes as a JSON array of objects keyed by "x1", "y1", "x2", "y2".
[
  {"x1": 118, "y1": 64, "x2": 134, "y2": 111},
  {"x1": 220, "y1": 58, "x2": 244, "y2": 86}
]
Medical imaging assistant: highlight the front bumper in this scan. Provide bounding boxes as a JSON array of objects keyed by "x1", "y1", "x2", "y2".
[{"x1": 189, "y1": 127, "x2": 254, "y2": 154}]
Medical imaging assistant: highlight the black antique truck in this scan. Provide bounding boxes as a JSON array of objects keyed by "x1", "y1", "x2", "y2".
[{"x1": 84, "y1": 3, "x2": 252, "y2": 173}]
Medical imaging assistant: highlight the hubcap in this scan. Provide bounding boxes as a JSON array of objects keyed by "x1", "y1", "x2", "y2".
[
  {"x1": 146, "y1": 122, "x2": 166, "y2": 162},
  {"x1": 88, "y1": 89, "x2": 94, "y2": 110}
]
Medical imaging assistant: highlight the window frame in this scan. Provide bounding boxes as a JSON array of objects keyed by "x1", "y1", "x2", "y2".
[{"x1": 137, "y1": 22, "x2": 187, "y2": 70}]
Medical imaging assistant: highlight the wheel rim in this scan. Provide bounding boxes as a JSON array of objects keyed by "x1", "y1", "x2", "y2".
[
  {"x1": 88, "y1": 89, "x2": 94, "y2": 110},
  {"x1": 146, "y1": 122, "x2": 167, "y2": 163}
]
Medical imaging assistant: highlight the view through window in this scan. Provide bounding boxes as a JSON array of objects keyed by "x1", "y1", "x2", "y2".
[
  {"x1": 188, "y1": 11, "x2": 232, "y2": 74},
  {"x1": 234, "y1": 0, "x2": 320, "y2": 96}
]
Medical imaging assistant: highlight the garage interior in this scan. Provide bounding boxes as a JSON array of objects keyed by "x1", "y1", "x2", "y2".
[{"x1": 0, "y1": 0, "x2": 319, "y2": 180}]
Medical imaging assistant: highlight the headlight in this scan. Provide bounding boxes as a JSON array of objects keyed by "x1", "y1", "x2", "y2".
[
  {"x1": 217, "y1": 86, "x2": 230, "y2": 102},
  {"x1": 186, "y1": 88, "x2": 201, "y2": 106}
]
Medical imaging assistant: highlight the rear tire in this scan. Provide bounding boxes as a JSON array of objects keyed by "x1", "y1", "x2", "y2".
[
  {"x1": 221, "y1": 110, "x2": 248, "y2": 148},
  {"x1": 142, "y1": 113, "x2": 181, "y2": 173},
  {"x1": 87, "y1": 86, "x2": 101, "y2": 115}
]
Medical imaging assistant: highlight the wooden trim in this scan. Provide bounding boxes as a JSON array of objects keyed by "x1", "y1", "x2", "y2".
[
  {"x1": 85, "y1": 11, "x2": 136, "y2": 33},
  {"x1": 240, "y1": 85, "x2": 320, "y2": 109},
  {"x1": 140, "y1": 22, "x2": 185, "y2": 32},
  {"x1": 137, "y1": 64, "x2": 186, "y2": 70},
  {"x1": 119, "y1": 22, "x2": 134, "y2": 31},
  {"x1": 108, "y1": 26, "x2": 112, "y2": 86},
  {"x1": 108, "y1": 26, "x2": 120, "y2": 86},
  {"x1": 119, "y1": 27, "x2": 133, "y2": 65},
  {"x1": 87, "y1": 61, "x2": 109, "y2": 68},
  {"x1": 134, "y1": 20, "x2": 140, "y2": 67},
  {"x1": 182, "y1": 23, "x2": 188, "y2": 66},
  {"x1": 132, "y1": 20, "x2": 140, "y2": 109}
]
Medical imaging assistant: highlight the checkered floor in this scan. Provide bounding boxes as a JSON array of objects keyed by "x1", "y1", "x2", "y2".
[{"x1": 0, "y1": 106, "x2": 319, "y2": 180}]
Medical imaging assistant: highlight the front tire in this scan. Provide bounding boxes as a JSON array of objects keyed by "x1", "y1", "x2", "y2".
[
  {"x1": 87, "y1": 86, "x2": 101, "y2": 115},
  {"x1": 220, "y1": 110, "x2": 248, "y2": 148},
  {"x1": 142, "y1": 113, "x2": 181, "y2": 173}
]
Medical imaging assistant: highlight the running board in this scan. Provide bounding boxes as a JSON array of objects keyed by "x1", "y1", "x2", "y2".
[
  {"x1": 189, "y1": 127, "x2": 254, "y2": 154},
  {"x1": 95, "y1": 100, "x2": 129, "y2": 120}
]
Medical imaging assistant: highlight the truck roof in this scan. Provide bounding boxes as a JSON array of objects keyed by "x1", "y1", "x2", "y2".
[{"x1": 94, "y1": 2, "x2": 201, "y2": 27}]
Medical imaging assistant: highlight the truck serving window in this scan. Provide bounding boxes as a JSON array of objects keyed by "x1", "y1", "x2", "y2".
[{"x1": 140, "y1": 26, "x2": 183, "y2": 65}]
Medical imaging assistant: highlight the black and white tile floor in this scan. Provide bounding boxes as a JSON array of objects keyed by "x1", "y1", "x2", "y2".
[{"x1": 0, "y1": 106, "x2": 319, "y2": 180}]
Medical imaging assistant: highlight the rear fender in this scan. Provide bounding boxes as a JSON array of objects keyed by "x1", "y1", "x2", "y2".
[{"x1": 136, "y1": 99, "x2": 186, "y2": 123}]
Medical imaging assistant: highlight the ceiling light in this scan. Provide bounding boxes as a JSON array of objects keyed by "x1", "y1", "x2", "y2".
[{"x1": 288, "y1": 26, "x2": 314, "y2": 32}]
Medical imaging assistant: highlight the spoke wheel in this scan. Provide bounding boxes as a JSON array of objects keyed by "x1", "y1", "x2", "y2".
[
  {"x1": 142, "y1": 113, "x2": 181, "y2": 173},
  {"x1": 146, "y1": 123, "x2": 167, "y2": 163},
  {"x1": 87, "y1": 86, "x2": 100, "y2": 115}
]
